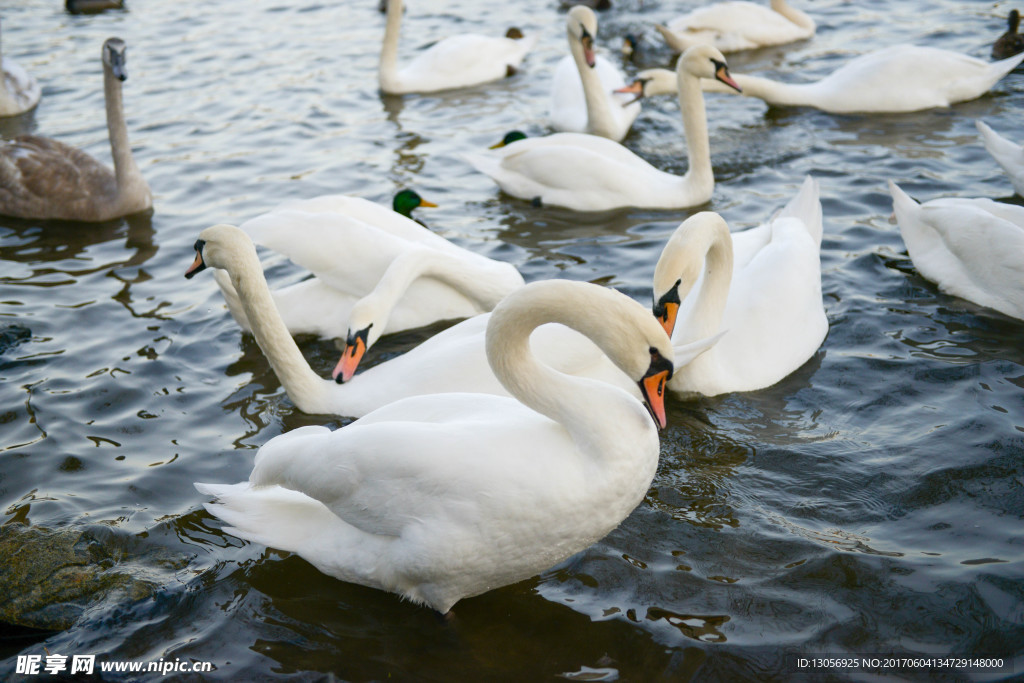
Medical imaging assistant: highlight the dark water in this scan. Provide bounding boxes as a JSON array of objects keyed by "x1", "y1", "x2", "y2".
[{"x1": 1, "y1": 0, "x2": 1022, "y2": 680}]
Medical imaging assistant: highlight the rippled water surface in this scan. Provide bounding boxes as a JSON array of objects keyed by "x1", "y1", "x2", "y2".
[{"x1": 1, "y1": 0, "x2": 1023, "y2": 680}]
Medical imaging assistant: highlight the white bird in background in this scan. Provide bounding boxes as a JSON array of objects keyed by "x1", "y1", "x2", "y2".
[
  {"x1": 651, "y1": 177, "x2": 827, "y2": 397},
  {"x1": 622, "y1": 46, "x2": 1024, "y2": 115},
  {"x1": 976, "y1": 120, "x2": 1024, "y2": 196},
  {"x1": 210, "y1": 193, "x2": 524, "y2": 380},
  {"x1": 195, "y1": 280, "x2": 675, "y2": 613},
  {"x1": 889, "y1": 181, "x2": 1024, "y2": 321},
  {"x1": 0, "y1": 18, "x2": 41, "y2": 117},
  {"x1": 378, "y1": 0, "x2": 536, "y2": 94},
  {"x1": 465, "y1": 45, "x2": 742, "y2": 211},
  {"x1": 655, "y1": 0, "x2": 815, "y2": 54},
  {"x1": 550, "y1": 5, "x2": 640, "y2": 141}
]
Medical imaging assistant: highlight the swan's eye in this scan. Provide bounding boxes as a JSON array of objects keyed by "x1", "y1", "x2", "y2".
[{"x1": 193, "y1": 238, "x2": 205, "y2": 253}]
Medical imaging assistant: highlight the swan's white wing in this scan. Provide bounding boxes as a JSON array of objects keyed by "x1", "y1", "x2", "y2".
[
  {"x1": 1, "y1": 61, "x2": 41, "y2": 114},
  {"x1": 248, "y1": 402, "x2": 577, "y2": 539},
  {"x1": 465, "y1": 133, "x2": 675, "y2": 211},
  {"x1": 665, "y1": 0, "x2": 814, "y2": 51},
  {"x1": 891, "y1": 183, "x2": 1024, "y2": 320},
  {"x1": 813, "y1": 46, "x2": 1024, "y2": 113},
  {"x1": 398, "y1": 33, "x2": 536, "y2": 92}
]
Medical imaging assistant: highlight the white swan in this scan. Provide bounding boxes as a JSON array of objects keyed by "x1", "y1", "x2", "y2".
[
  {"x1": 188, "y1": 224, "x2": 719, "y2": 418},
  {"x1": 465, "y1": 45, "x2": 741, "y2": 212},
  {"x1": 651, "y1": 177, "x2": 827, "y2": 397},
  {"x1": 889, "y1": 181, "x2": 1024, "y2": 321},
  {"x1": 0, "y1": 18, "x2": 41, "y2": 117},
  {"x1": 378, "y1": 0, "x2": 536, "y2": 94},
  {"x1": 624, "y1": 46, "x2": 1024, "y2": 114},
  {"x1": 550, "y1": 5, "x2": 640, "y2": 141},
  {"x1": 976, "y1": 120, "x2": 1024, "y2": 196},
  {"x1": 0, "y1": 38, "x2": 151, "y2": 221},
  {"x1": 655, "y1": 0, "x2": 815, "y2": 54},
  {"x1": 196, "y1": 279, "x2": 675, "y2": 613},
  {"x1": 211, "y1": 195, "x2": 524, "y2": 378}
]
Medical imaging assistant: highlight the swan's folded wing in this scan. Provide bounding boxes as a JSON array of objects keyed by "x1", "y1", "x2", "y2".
[{"x1": 246, "y1": 397, "x2": 574, "y2": 538}]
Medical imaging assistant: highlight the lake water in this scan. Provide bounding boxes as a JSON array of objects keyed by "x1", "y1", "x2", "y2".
[{"x1": 1, "y1": 0, "x2": 1022, "y2": 680}]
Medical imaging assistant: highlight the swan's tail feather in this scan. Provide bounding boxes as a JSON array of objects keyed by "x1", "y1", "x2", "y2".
[
  {"x1": 211, "y1": 269, "x2": 254, "y2": 333},
  {"x1": 887, "y1": 180, "x2": 920, "y2": 227},
  {"x1": 195, "y1": 481, "x2": 343, "y2": 555},
  {"x1": 463, "y1": 151, "x2": 502, "y2": 184},
  {"x1": 991, "y1": 50, "x2": 1024, "y2": 80},
  {"x1": 777, "y1": 176, "x2": 823, "y2": 245}
]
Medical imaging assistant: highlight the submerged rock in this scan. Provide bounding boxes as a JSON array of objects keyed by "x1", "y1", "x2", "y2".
[{"x1": 0, "y1": 523, "x2": 188, "y2": 631}]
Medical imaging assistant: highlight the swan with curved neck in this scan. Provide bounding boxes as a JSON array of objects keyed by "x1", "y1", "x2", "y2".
[
  {"x1": 623, "y1": 45, "x2": 1024, "y2": 114},
  {"x1": 195, "y1": 279, "x2": 673, "y2": 613},
  {"x1": 0, "y1": 18, "x2": 41, "y2": 117},
  {"x1": 187, "y1": 224, "x2": 718, "y2": 418},
  {"x1": 651, "y1": 177, "x2": 826, "y2": 397},
  {"x1": 656, "y1": 0, "x2": 815, "y2": 54},
  {"x1": 379, "y1": 0, "x2": 536, "y2": 94},
  {"x1": 976, "y1": 120, "x2": 1024, "y2": 196},
  {"x1": 465, "y1": 45, "x2": 740, "y2": 212},
  {"x1": 0, "y1": 37, "x2": 151, "y2": 221},
  {"x1": 211, "y1": 194, "x2": 524, "y2": 361},
  {"x1": 889, "y1": 181, "x2": 1024, "y2": 321},
  {"x1": 550, "y1": 5, "x2": 639, "y2": 141}
]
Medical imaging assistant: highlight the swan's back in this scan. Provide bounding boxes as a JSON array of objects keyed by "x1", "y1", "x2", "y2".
[
  {"x1": 891, "y1": 183, "x2": 1024, "y2": 320},
  {"x1": 665, "y1": 0, "x2": 814, "y2": 52},
  {"x1": 815, "y1": 46, "x2": 1024, "y2": 112},
  {"x1": 0, "y1": 59, "x2": 41, "y2": 116},
  {"x1": 0, "y1": 136, "x2": 120, "y2": 220}
]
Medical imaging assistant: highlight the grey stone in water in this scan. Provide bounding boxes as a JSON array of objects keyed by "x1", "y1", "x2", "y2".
[{"x1": 0, "y1": 523, "x2": 188, "y2": 631}]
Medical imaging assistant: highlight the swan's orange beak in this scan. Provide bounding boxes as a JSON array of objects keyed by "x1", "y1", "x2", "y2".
[
  {"x1": 640, "y1": 369, "x2": 670, "y2": 430},
  {"x1": 184, "y1": 239, "x2": 207, "y2": 279},
  {"x1": 715, "y1": 63, "x2": 741, "y2": 93},
  {"x1": 614, "y1": 80, "x2": 644, "y2": 106},
  {"x1": 655, "y1": 301, "x2": 679, "y2": 337},
  {"x1": 333, "y1": 327, "x2": 371, "y2": 384},
  {"x1": 582, "y1": 34, "x2": 596, "y2": 68}
]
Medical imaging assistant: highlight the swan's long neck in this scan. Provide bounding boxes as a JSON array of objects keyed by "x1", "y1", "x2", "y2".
[
  {"x1": 485, "y1": 282, "x2": 648, "y2": 458},
  {"x1": 570, "y1": 30, "x2": 615, "y2": 138},
  {"x1": 672, "y1": 217, "x2": 734, "y2": 346},
  {"x1": 676, "y1": 65, "x2": 714, "y2": 195},
  {"x1": 771, "y1": 0, "x2": 816, "y2": 31},
  {"x1": 379, "y1": 0, "x2": 403, "y2": 91},
  {"x1": 226, "y1": 249, "x2": 331, "y2": 413},
  {"x1": 356, "y1": 249, "x2": 516, "y2": 334},
  {"x1": 104, "y1": 64, "x2": 148, "y2": 207},
  {"x1": 730, "y1": 73, "x2": 814, "y2": 107}
]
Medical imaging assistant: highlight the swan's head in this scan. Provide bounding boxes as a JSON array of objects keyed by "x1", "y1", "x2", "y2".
[
  {"x1": 332, "y1": 303, "x2": 388, "y2": 384},
  {"x1": 184, "y1": 224, "x2": 255, "y2": 279},
  {"x1": 489, "y1": 130, "x2": 528, "y2": 149},
  {"x1": 614, "y1": 68, "x2": 676, "y2": 104},
  {"x1": 679, "y1": 45, "x2": 740, "y2": 93},
  {"x1": 392, "y1": 189, "x2": 436, "y2": 218},
  {"x1": 102, "y1": 37, "x2": 128, "y2": 82},
  {"x1": 652, "y1": 212, "x2": 731, "y2": 337},
  {"x1": 567, "y1": 6, "x2": 599, "y2": 68}
]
